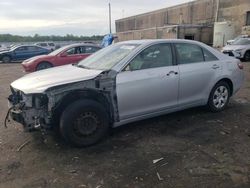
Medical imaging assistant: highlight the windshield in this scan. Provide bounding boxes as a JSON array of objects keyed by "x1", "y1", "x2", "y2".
[
  {"x1": 78, "y1": 43, "x2": 139, "y2": 70},
  {"x1": 232, "y1": 38, "x2": 250, "y2": 45}
]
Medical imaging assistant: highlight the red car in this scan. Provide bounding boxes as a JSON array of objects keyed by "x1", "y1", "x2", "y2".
[{"x1": 22, "y1": 43, "x2": 101, "y2": 72}]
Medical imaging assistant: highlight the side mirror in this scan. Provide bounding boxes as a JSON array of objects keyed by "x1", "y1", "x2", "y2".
[{"x1": 60, "y1": 52, "x2": 67, "y2": 57}]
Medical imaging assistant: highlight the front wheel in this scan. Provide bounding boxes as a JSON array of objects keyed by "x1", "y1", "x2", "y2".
[
  {"x1": 60, "y1": 99, "x2": 109, "y2": 147},
  {"x1": 208, "y1": 81, "x2": 230, "y2": 112},
  {"x1": 36, "y1": 62, "x2": 53, "y2": 71},
  {"x1": 2, "y1": 56, "x2": 11, "y2": 63}
]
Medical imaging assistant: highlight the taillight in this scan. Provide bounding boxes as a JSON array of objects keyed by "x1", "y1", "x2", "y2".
[{"x1": 238, "y1": 62, "x2": 244, "y2": 70}]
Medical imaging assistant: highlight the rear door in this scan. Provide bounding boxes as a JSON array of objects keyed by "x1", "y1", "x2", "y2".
[
  {"x1": 116, "y1": 43, "x2": 179, "y2": 120},
  {"x1": 174, "y1": 43, "x2": 222, "y2": 106},
  {"x1": 27, "y1": 46, "x2": 46, "y2": 58}
]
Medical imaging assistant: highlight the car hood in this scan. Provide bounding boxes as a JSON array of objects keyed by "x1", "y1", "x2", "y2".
[
  {"x1": 11, "y1": 64, "x2": 103, "y2": 94},
  {"x1": 222, "y1": 45, "x2": 246, "y2": 51},
  {"x1": 22, "y1": 54, "x2": 53, "y2": 63},
  {"x1": 0, "y1": 49, "x2": 10, "y2": 54}
]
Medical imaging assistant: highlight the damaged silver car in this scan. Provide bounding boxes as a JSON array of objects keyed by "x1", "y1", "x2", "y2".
[{"x1": 7, "y1": 39, "x2": 244, "y2": 147}]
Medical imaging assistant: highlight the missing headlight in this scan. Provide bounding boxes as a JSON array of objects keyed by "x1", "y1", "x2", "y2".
[{"x1": 32, "y1": 94, "x2": 48, "y2": 108}]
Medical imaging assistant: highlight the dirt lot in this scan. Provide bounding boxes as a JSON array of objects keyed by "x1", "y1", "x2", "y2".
[{"x1": 0, "y1": 63, "x2": 250, "y2": 188}]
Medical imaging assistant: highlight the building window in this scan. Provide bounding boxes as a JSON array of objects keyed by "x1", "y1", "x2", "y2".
[
  {"x1": 185, "y1": 35, "x2": 195, "y2": 40},
  {"x1": 247, "y1": 11, "x2": 250, "y2": 26}
]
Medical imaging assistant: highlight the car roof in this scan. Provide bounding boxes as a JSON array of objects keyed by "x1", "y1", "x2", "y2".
[
  {"x1": 118, "y1": 39, "x2": 207, "y2": 46},
  {"x1": 63, "y1": 43, "x2": 101, "y2": 49},
  {"x1": 11, "y1": 45, "x2": 48, "y2": 50}
]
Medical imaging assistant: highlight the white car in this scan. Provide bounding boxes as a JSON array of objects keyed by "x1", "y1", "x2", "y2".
[
  {"x1": 35, "y1": 42, "x2": 56, "y2": 51},
  {"x1": 7, "y1": 39, "x2": 244, "y2": 147},
  {"x1": 222, "y1": 38, "x2": 250, "y2": 61},
  {"x1": 226, "y1": 35, "x2": 249, "y2": 45}
]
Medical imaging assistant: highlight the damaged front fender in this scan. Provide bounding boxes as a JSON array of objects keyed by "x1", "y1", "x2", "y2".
[{"x1": 6, "y1": 69, "x2": 120, "y2": 131}]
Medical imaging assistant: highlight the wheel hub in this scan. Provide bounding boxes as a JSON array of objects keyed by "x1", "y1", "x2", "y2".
[
  {"x1": 74, "y1": 112, "x2": 99, "y2": 136},
  {"x1": 213, "y1": 86, "x2": 228, "y2": 109}
]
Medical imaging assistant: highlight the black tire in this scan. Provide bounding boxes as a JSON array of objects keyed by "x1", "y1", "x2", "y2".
[
  {"x1": 36, "y1": 62, "x2": 53, "y2": 71},
  {"x1": 2, "y1": 56, "x2": 11, "y2": 63},
  {"x1": 60, "y1": 99, "x2": 109, "y2": 147},
  {"x1": 244, "y1": 50, "x2": 250, "y2": 62},
  {"x1": 208, "y1": 81, "x2": 230, "y2": 112}
]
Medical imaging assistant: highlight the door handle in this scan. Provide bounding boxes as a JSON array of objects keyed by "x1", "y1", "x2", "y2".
[
  {"x1": 212, "y1": 64, "x2": 220, "y2": 69},
  {"x1": 167, "y1": 71, "x2": 178, "y2": 76}
]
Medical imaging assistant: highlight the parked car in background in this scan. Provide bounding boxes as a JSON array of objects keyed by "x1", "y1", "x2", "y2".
[
  {"x1": 222, "y1": 38, "x2": 250, "y2": 61},
  {"x1": 8, "y1": 39, "x2": 244, "y2": 147},
  {"x1": 35, "y1": 42, "x2": 56, "y2": 51},
  {"x1": 0, "y1": 45, "x2": 50, "y2": 63},
  {"x1": 0, "y1": 44, "x2": 5, "y2": 51},
  {"x1": 226, "y1": 35, "x2": 249, "y2": 45},
  {"x1": 22, "y1": 43, "x2": 101, "y2": 72}
]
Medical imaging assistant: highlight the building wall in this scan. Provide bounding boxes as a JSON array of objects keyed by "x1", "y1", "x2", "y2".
[{"x1": 115, "y1": 0, "x2": 250, "y2": 43}]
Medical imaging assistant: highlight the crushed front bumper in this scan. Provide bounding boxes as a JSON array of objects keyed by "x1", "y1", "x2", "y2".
[
  {"x1": 10, "y1": 109, "x2": 24, "y2": 125},
  {"x1": 7, "y1": 92, "x2": 51, "y2": 131}
]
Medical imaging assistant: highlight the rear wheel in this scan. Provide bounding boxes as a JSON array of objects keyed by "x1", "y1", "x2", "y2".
[
  {"x1": 244, "y1": 50, "x2": 250, "y2": 62},
  {"x1": 60, "y1": 99, "x2": 109, "y2": 147},
  {"x1": 36, "y1": 62, "x2": 53, "y2": 71},
  {"x1": 2, "y1": 56, "x2": 11, "y2": 63},
  {"x1": 208, "y1": 81, "x2": 230, "y2": 112}
]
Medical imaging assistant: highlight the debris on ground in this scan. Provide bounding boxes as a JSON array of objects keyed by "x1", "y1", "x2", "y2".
[
  {"x1": 153, "y1": 157, "x2": 164, "y2": 164},
  {"x1": 16, "y1": 140, "x2": 31, "y2": 152},
  {"x1": 207, "y1": 120, "x2": 223, "y2": 124},
  {"x1": 156, "y1": 172, "x2": 163, "y2": 181}
]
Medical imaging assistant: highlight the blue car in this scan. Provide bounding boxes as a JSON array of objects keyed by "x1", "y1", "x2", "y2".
[{"x1": 0, "y1": 45, "x2": 50, "y2": 63}]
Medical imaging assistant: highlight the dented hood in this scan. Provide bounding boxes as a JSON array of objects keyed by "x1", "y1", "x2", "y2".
[{"x1": 11, "y1": 64, "x2": 103, "y2": 94}]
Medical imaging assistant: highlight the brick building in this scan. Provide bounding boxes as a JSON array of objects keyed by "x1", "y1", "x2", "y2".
[{"x1": 115, "y1": 0, "x2": 250, "y2": 45}]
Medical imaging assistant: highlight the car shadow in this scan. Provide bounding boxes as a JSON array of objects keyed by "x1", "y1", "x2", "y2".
[{"x1": 31, "y1": 105, "x2": 232, "y2": 154}]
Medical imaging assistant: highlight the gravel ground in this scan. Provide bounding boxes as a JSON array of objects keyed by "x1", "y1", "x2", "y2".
[{"x1": 0, "y1": 62, "x2": 249, "y2": 188}]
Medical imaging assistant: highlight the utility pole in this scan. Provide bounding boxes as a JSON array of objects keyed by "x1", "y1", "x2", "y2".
[{"x1": 109, "y1": 3, "x2": 112, "y2": 34}]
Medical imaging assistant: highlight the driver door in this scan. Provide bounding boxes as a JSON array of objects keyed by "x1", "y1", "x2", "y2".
[{"x1": 116, "y1": 43, "x2": 179, "y2": 120}]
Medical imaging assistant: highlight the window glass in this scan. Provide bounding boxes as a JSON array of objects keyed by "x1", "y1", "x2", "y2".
[
  {"x1": 247, "y1": 11, "x2": 250, "y2": 26},
  {"x1": 39, "y1": 43, "x2": 47, "y2": 47},
  {"x1": 175, "y1": 43, "x2": 204, "y2": 64},
  {"x1": 28, "y1": 46, "x2": 40, "y2": 51},
  {"x1": 232, "y1": 38, "x2": 250, "y2": 45},
  {"x1": 129, "y1": 43, "x2": 173, "y2": 71},
  {"x1": 15, "y1": 46, "x2": 28, "y2": 52},
  {"x1": 77, "y1": 46, "x2": 86, "y2": 54},
  {"x1": 66, "y1": 47, "x2": 76, "y2": 55},
  {"x1": 203, "y1": 48, "x2": 218, "y2": 61},
  {"x1": 78, "y1": 43, "x2": 139, "y2": 70},
  {"x1": 48, "y1": 43, "x2": 55, "y2": 46},
  {"x1": 85, "y1": 46, "x2": 99, "y2": 53}
]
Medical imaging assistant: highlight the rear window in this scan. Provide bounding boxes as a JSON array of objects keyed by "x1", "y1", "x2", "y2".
[{"x1": 38, "y1": 43, "x2": 48, "y2": 47}]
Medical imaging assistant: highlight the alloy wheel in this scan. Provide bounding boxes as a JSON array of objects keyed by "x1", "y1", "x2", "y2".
[{"x1": 213, "y1": 86, "x2": 229, "y2": 109}]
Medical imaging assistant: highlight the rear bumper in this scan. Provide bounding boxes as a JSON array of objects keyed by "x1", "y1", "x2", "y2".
[{"x1": 232, "y1": 70, "x2": 245, "y2": 95}]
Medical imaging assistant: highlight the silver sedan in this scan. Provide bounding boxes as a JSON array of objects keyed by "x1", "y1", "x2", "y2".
[{"x1": 8, "y1": 39, "x2": 245, "y2": 147}]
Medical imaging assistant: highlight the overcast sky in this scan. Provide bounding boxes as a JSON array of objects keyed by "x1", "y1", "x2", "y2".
[{"x1": 0, "y1": 0, "x2": 192, "y2": 36}]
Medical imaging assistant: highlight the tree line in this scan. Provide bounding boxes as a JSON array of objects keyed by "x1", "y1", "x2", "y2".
[{"x1": 0, "y1": 34, "x2": 104, "y2": 42}]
